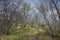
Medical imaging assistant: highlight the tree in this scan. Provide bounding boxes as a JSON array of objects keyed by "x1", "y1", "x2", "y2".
[
  {"x1": 0, "y1": 0, "x2": 32, "y2": 34},
  {"x1": 0, "y1": 0, "x2": 23, "y2": 34},
  {"x1": 37, "y1": 0, "x2": 60, "y2": 37}
]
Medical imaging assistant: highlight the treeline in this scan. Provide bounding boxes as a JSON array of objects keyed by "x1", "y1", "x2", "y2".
[{"x1": 0, "y1": 0, "x2": 60, "y2": 38}]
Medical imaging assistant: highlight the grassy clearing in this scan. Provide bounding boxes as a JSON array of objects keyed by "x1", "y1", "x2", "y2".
[
  {"x1": 0, "y1": 30, "x2": 53, "y2": 40},
  {"x1": 0, "y1": 24, "x2": 54, "y2": 40},
  {"x1": 1, "y1": 32, "x2": 53, "y2": 40}
]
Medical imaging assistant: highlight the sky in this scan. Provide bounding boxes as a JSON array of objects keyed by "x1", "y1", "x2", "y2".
[
  {"x1": 24, "y1": 0, "x2": 40, "y2": 7},
  {"x1": 23, "y1": 0, "x2": 60, "y2": 22},
  {"x1": 0, "y1": 0, "x2": 60, "y2": 23}
]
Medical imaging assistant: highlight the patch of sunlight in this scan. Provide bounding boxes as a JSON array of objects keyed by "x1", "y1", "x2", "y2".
[
  {"x1": 37, "y1": 29, "x2": 45, "y2": 33},
  {"x1": 26, "y1": 28, "x2": 38, "y2": 35},
  {"x1": 17, "y1": 26, "x2": 21, "y2": 29},
  {"x1": 14, "y1": 26, "x2": 46, "y2": 35}
]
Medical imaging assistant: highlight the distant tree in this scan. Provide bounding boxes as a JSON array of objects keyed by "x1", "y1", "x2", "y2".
[
  {"x1": 38, "y1": 0, "x2": 60, "y2": 37},
  {"x1": 0, "y1": 0, "x2": 32, "y2": 34},
  {"x1": 0, "y1": 0, "x2": 23, "y2": 34}
]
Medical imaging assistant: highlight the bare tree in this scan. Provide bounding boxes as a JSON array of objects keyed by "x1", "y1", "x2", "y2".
[
  {"x1": 0, "y1": 0, "x2": 24, "y2": 34},
  {"x1": 37, "y1": 0, "x2": 60, "y2": 38}
]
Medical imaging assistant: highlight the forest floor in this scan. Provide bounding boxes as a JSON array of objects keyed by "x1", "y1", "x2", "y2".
[{"x1": 0, "y1": 25, "x2": 59, "y2": 40}]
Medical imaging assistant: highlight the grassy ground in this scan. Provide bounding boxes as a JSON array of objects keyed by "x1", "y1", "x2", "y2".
[
  {"x1": 0, "y1": 24, "x2": 58, "y2": 40},
  {"x1": 0, "y1": 32, "x2": 53, "y2": 40},
  {"x1": 0, "y1": 28, "x2": 53, "y2": 40}
]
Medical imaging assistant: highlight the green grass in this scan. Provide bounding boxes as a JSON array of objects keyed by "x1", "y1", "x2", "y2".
[
  {"x1": 1, "y1": 32, "x2": 53, "y2": 40},
  {"x1": 0, "y1": 24, "x2": 54, "y2": 40}
]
